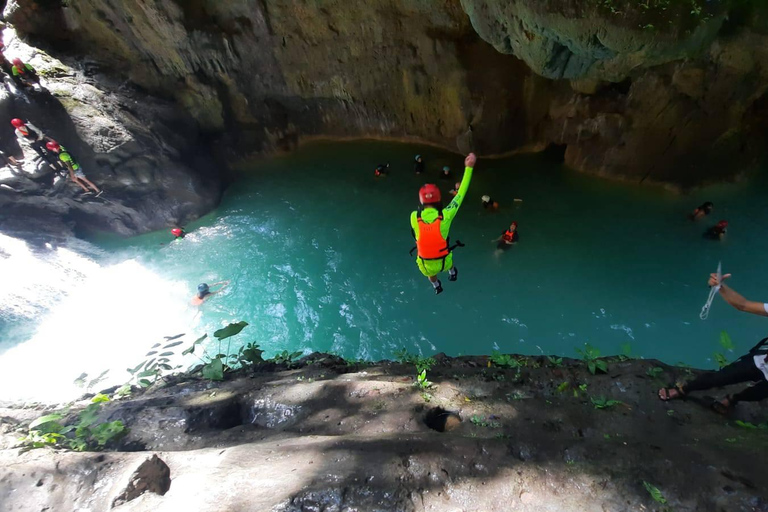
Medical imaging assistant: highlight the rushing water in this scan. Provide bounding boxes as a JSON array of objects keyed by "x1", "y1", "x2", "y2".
[{"x1": 2, "y1": 140, "x2": 768, "y2": 402}]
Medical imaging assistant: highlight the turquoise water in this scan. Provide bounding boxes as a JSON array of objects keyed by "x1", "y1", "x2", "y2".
[{"x1": 81, "y1": 140, "x2": 768, "y2": 368}]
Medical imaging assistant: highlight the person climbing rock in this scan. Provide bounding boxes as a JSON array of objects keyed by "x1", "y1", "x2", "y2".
[
  {"x1": 704, "y1": 220, "x2": 727, "y2": 240},
  {"x1": 11, "y1": 58, "x2": 39, "y2": 88},
  {"x1": 171, "y1": 228, "x2": 186, "y2": 240},
  {"x1": 12, "y1": 118, "x2": 50, "y2": 160},
  {"x1": 496, "y1": 221, "x2": 519, "y2": 250},
  {"x1": 374, "y1": 163, "x2": 389, "y2": 177},
  {"x1": 414, "y1": 155, "x2": 425, "y2": 175},
  {"x1": 46, "y1": 141, "x2": 101, "y2": 195},
  {"x1": 690, "y1": 201, "x2": 713, "y2": 221},
  {"x1": 482, "y1": 195, "x2": 499, "y2": 211},
  {"x1": 659, "y1": 271, "x2": 768, "y2": 413},
  {"x1": 410, "y1": 153, "x2": 476, "y2": 295},
  {"x1": 439, "y1": 166, "x2": 451, "y2": 180},
  {"x1": 449, "y1": 182, "x2": 460, "y2": 197},
  {"x1": 191, "y1": 281, "x2": 229, "y2": 306}
]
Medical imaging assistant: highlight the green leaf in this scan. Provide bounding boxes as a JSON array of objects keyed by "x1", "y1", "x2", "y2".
[
  {"x1": 588, "y1": 361, "x2": 596, "y2": 375},
  {"x1": 734, "y1": 420, "x2": 758, "y2": 429},
  {"x1": 213, "y1": 321, "x2": 248, "y2": 340},
  {"x1": 182, "y1": 334, "x2": 207, "y2": 355},
  {"x1": 158, "y1": 352, "x2": 174, "y2": 357},
  {"x1": 557, "y1": 381, "x2": 569, "y2": 393},
  {"x1": 163, "y1": 340, "x2": 184, "y2": 349},
  {"x1": 145, "y1": 350, "x2": 158, "y2": 357},
  {"x1": 29, "y1": 413, "x2": 64, "y2": 430},
  {"x1": 127, "y1": 361, "x2": 146, "y2": 375},
  {"x1": 159, "y1": 364, "x2": 173, "y2": 371},
  {"x1": 163, "y1": 333, "x2": 185, "y2": 341},
  {"x1": 202, "y1": 358, "x2": 225, "y2": 381},
  {"x1": 151, "y1": 343, "x2": 161, "y2": 349},
  {"x1": 714, "y1": 352, "x2": 728, "y2": 369},
  {"x1": 642, "y1": 481, "x2": 667, "y2": 504},
  {"x1": 137, "y1": 369, "x2": 157, "y2": 378},
  {"x1": 91, "y1": 393, "x2": 110, "y2": 403},
  {"x1": 595, "y1": 360, "x2": 608, "y2": 374},
  {"x1": 138, "y1": 379, "x2": 152, "y2": 388},
  {"x1": 719, "y1": 331, "x2": 735, "y2": 351},
  {"x1": 90, "y1": 420, "x2": 125, "y2": 446}
]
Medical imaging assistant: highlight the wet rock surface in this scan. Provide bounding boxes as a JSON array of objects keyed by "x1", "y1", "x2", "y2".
[{"x1": 1, "y1": 355, "x2": 767, "y2": 511}]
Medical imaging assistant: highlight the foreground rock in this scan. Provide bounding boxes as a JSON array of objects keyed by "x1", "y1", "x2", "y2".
[{"x1": 1, "y1": 355, "x2": 766, "y2": 511}]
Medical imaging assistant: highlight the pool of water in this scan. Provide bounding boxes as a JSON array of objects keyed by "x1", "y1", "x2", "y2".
[{"x1": 2, "y1": 140, "x2": 767, "y2": 401}]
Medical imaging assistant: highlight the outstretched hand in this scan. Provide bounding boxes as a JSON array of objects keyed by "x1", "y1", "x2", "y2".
[
  {"x1": 709, "y1": 273, "x2": 731, "y2": 287},
  {"x1": 465, "y1": 153, "x2": 477, "y2": 168}
]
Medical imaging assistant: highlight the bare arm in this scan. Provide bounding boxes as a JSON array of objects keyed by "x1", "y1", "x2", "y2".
[{"x1": 711, "y1": 273, "x2": 768, "y2": 317}]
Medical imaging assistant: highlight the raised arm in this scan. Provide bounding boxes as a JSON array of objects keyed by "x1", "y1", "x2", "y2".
[
  {"x1": 443, "y1": 153, "x2": 476, "y2": 221},
  {"x1": 711, "y1": 273, "x2": 768, "y2": 317}
]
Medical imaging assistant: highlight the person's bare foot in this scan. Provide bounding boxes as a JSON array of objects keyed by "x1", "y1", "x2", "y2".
[{"x1": 658, "y1": 386, "x2": 684, "y2": 401}]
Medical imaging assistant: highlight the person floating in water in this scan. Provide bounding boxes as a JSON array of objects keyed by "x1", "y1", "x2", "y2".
[
  {"x1": 690, "y1": 201, "x2": 713, "y2": 221},
  {"x1": 482, "y1": 195, "x2": 499, "y2": 211},
  {"x1": 374, "y1": 163, "x2": 390, "y2": 177},
  {"x1": 449, "y1": 182, "x2": 460, "y2": 197},
  {"x1": 411, "y1": 153, "x2": 476, "y2": 295},
  {"x1": 439, "y1": 166, "x2": 451, "y2": 180},
  {"x1": 704, "y1": 220, "x2": 727, "y2": 240},
  {"x1": 659, "y1": 271, "x2": 768, "y2": 413},
  {"x1": 46, "y1": 141, "x2": 101, "y2": 195},
  {"x1": 191, "y1": 281, "x2": 229, "y2": 306},
  {"x1": 171, "y1": 227, "x2": 186, "y2": 240},
  {"x1": 414, "y1": 155, "x2": 424, "y2": 175},
  {"x1": 496, "y1": 221, "x2": 519, "y2": 250}
]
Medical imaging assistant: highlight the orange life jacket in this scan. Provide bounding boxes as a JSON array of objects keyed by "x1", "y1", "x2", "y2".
[
  {"x1": 416, "y1": 210, "x2": 450, "y2": 260},
  {"x1": 502, "y1": 229, "x2": 515, "y2": 243}
]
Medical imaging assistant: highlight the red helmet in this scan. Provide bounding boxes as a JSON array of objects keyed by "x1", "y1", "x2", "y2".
[
  {"x1": 171, "y1": 228, "x2": 183, "y2": 236},
  {"x1": 510, "y1": 221, "x2": 518, "y2": 228},
  {"x1": 46, "y1": 141, "x2": 61, "y2": 152},
  {"x1": 12, "y1": 58, "x2": 22, "y2": 67},
  {"x1": 716, "y1": 220, "x2": 728, "y2": 229},
  {"x1": 419, "y1": 184, "x2": 441, "y2": 205},
  {"x1": 10, "y1": 118, "x2": 24, "y2": 128}
]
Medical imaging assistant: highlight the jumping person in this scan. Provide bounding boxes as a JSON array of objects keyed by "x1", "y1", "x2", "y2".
[
  {"x1": 411, "y1": 153, "x2": 476, "y2": 295},
  {"x1": 496, "y1": 221, "x2": 519, "y2": 250},
  {"x1": 659, "y1": 272, "x2": 768, "y2": 413},
  {"x1": 46, "y1": 141, "x2": 101, "y2": 195},
  {"x1": 414, "y1": 155, "x2": 425, "y2": 175},
  {"x1": 690, "y1": 201, "x2": 713, "y2": 221},
  {"x1": 191, "y1": 281, "x2": 229, "y2": 306}
]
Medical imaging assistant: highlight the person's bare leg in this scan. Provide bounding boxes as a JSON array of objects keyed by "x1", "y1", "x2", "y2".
[
  {"x1": 72, "y1": 177, "x2": 90, "y2": 192},
  {"x1": 81, "y1": 177, "x2": 101, "y2": 193}
]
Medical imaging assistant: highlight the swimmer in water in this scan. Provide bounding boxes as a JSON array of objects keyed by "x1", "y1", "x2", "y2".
[
  {"x1": 191, "y1": 281, "x2": 229, "y2": 306},
  {"x1": 439, "y1": 166, "x2": 451, "y2": 180},
  {"x1": 449, "y1": 182, "x2": 460, "y2": 197},
  {"x1": 482, "y1": 195, "x2": 499, "y2": 211},
  {"x1": 374, "y1": 163, "x2": 390, "y2": 177},
  {"x1": 690, "y1": 201, "x2": 713, "y2": 221},
  {"x1": 171, "y1": 227, "x2": 186, "y2": 240},
  {"x1": 704, "y1": 220, "x2": 728, "y2": 241},
  {"x1": 496, "y1": 221, "x2": 519, "y2": 250},
  {"x1": 414, "y1": 155, "x2": 425, "y2": 175}
]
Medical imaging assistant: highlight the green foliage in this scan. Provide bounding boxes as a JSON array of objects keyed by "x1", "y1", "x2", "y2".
[
  {"x1": 646, "y1": 367, "x2": 664, "y2": 378},
  {"x1": 213, "y1": 321, "x2": 248, "y2": 340},
  {"x1": 272, "y1": 350, "x2": 303, "y2": 366},
  {"x1": 202, "y1": 357, "x2": 224, "y2": 381},
  {"x1": 470, "y1": 415, "x2": 501, "y2": 428},
  {"x1": 421, "y1": 392, "x2": 432, "y2": 403},
  {"x1": 547, "y1": 356, "x2": 563, "y2": 367},
  {"x1": 719, "y1": 331, "x2": 735, "y2": 351},
  {"x1": 713, "y1": 352, "x2": 729, "y2": 369},
  {"x1": 576, "y1": 344, "x2": 608, "y2": 375},
  {"x1": 490, "y1": 351, "x2": 523, "y2": 369},
  {"x1": 394, "y1": 348, "x2": 436, "y2": 373},
  {"x1": 590, "y1": 396, "x2": 623, "y2": 410},
  {"x1": 643, "y1": 481, "x2": 667, "y2": 504},
  {"x1": 557, "y1": 381, "x2": 570, "y2": 393},
  {"x1": 734, "y1": 420, "x2": 768, "y2": 430},
  {"x1": 415, "y1": 369, "x2": 432, "y2": 390},
  {"x1": 22, "y1": 395, "x2": 125, "y2": 452}
]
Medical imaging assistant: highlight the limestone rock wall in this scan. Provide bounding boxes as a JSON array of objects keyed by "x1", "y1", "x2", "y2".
[{"x1": 6, "y1": 0, "x2": 768, "y2": 191}]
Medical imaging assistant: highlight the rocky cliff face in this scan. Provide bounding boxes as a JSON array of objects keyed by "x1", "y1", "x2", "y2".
[{"x1": 2, "y1": 0, "x2": 768, "y2": 235}]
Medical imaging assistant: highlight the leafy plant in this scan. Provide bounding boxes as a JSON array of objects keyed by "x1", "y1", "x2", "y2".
[
  {"x1": 646, "y1": 367, "x2": 664, "y2": 379},
  {"x1": 576, "y1": 344, "x2": 608, "y2": 375},
  {"x1": 719, "y1": 331, "x2": 735, "y2": 351},
  {"x1": 21, "y1": 394, "x2": 125, "y2": 452},
  {"x1": 395, "y1": 349, "x2": 436, "y2": 373},
  {"x1": 490, "y1": 351, "x2": 524, "y2": 369},
  {"x1": 713, "y1": 352, "x2": 729, "y2": 369},
  {"x1": 421, "y1": 392, "x2": 432, "y2": 403},
  {"x1": 415, "y1": 369, "x2": 432, "y2": 390},
  {"x1": 547, "y1": 356, "x2": 563, "y2": 367},
  {"x1": 272, "y1": 349, "x2": 303, "y2": 366},
  {"x1": 643, "y1": 481, "x2": 667, "y2": 504},
  {"x1": 734, "y1": 420, "x2": 768, "y2": 430},
  {"x1": 557, "y1": 381, "x2": 570, "y2": 393},
  {"x1": 470, "y1": 415, "x2": 501, "y2": 428},
  {"x1": 590, "y1": 396, "x2": 623, "y2": 410}
]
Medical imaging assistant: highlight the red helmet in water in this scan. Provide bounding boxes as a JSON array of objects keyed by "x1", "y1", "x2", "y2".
[
  {"x1": 12, "y1": 58, "x2": 22, "y2": 67},
  {"x1": 171, "y1": 228, "x2": 183, "y2": 237},
  {"x1": 46, "y1": 141, "x2": 61, "y2": 152},
  {"x1": 10, "y1": 118, "x2": 24, "y2": 128},
  {"x1": 717, "y1": 220, "x2": 728, "y2": 229},
  {"x1": 419, "y1": 184, "x2": 441, "y2": 205}
]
